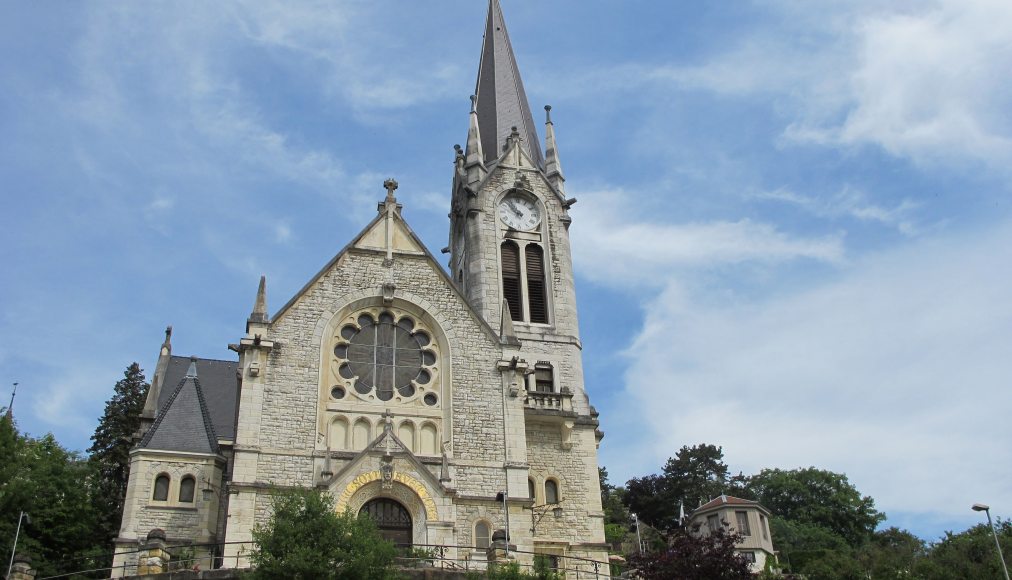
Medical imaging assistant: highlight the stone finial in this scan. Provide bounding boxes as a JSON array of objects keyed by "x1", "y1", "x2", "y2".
[
  {"x1": 545, "y1": 104, "x2": 552, "y2": 124},
  {"x1": 163, "y1": 326, "x2": 173, "y2": 346},
  {"x1": 384, "y1": 178, "x2": 399, "y2": 203},
  {"x1": 186, "y1": 357, "x2": 198, "y2": 378},
  {"x1": 470, "y1": 94, "x2": 477, "y2": 113}
]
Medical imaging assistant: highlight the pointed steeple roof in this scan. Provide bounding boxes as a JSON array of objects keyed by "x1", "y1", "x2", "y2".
[
  {"x1": 474, "y1": 0, "x2": 544, "y2": 169},
  {"x1": 139, "y1": 356, "x2": 219, "y2": 454}
]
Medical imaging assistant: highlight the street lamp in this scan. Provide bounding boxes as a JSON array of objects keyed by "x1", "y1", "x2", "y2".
[{"x1": 972, "y1": 503, "x2": 1010, "y2": 580}]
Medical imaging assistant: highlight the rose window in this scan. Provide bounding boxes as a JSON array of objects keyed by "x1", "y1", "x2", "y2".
[{"x1": 332, "y1": 310, "x2": 438, "y2": 404}]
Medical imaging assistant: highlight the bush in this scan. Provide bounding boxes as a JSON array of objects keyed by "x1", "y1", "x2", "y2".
[{"x1": 248, "y1": 489, "x2": 397, "y2": 579}]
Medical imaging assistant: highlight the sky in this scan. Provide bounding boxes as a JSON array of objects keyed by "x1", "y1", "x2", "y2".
[{"x1": 2, "y1": 0, "x2": 1011, "y2": 542}]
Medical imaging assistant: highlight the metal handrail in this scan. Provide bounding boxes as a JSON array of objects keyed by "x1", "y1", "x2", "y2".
[{"x1": 39, "y1": 540, "x2": 616, "y2": 579}]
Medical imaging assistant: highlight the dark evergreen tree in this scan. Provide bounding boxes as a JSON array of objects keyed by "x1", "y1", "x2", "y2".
[{"x1": 88, "y1": 362, "x2": 149, "y2": 543}]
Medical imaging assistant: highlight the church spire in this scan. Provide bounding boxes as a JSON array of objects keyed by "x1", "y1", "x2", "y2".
[
  {"x1": 543, "y1": 105, "x2": 565, "y2": 194},
  {"x1": 474, "y1": 0, "x2": 544, "y2": 169}
]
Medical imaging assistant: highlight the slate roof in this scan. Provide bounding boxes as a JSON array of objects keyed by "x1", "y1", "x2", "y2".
[
  {"x1": 157, "y1": 356, "x2": 238, "y2": 441},
  {"x1": 474, "y1": 0, "x2": 544, "y2": 169}
]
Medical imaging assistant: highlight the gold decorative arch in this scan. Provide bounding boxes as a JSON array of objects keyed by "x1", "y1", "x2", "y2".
[{"x1": 334, "y1": 470, "x2": 438, "y2": 521}]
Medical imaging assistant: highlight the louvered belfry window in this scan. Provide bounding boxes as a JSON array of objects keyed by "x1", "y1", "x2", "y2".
[
  {"x1": 501, "y1": 241, "x2": 523, "y2": 321},
  {"x1": 526, "y1": 244, "x2": 548, "y2": 323}
]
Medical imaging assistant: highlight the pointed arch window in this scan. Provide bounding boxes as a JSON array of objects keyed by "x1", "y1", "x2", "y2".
[
  {"x1": 525, "y1": 244, "x2": 548, "y2": 324},
  {"x1": 501, "y1": 241, "x2": 523, "y2": 321}
]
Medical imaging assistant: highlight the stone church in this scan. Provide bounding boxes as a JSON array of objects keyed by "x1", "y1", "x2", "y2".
[{"x1": 112, "y1": 0, "x2": 609, "y2": 575}]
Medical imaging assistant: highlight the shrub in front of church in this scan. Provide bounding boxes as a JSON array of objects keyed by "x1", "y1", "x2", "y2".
[{"x1": 248, "y1": 489, "x2": 397, "y2": 579}]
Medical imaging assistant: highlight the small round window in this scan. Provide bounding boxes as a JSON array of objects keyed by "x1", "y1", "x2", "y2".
[{"x1": 336, "y1": 311, "x2": 436, "y2": 402}]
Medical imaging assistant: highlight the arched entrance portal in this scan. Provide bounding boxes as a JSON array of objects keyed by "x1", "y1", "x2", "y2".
[{"x1": 360, "y1": 498, "x2": 412, "y2": 547}]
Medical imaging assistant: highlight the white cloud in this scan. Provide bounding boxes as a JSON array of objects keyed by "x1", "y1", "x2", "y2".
[
  {"x1": 570, "y1": 189, "x2": 844, "y2": 288},
  {"x1": 782, "y1": 0, "x2": 1012, "y2": 170},
  {"x1": 756, "y1": 187, "x2": 921, "y2": 235},
  {"x1": 609, "y1": 220, "x2": 1012, "y2": 521}
]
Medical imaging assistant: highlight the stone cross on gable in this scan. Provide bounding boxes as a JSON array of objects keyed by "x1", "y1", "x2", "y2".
[{"x1": 383, "y1": 178, "x2": 398, "y2": 203}]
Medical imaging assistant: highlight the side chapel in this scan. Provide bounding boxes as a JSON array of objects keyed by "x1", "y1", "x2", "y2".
[{"x1": 112, "y1": 0, "x2": 610, "y2": 575}]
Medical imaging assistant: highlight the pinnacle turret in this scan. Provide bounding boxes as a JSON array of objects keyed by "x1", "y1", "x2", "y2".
[
  {"x1": 543, "y1": 105, "x2": 565, "y2": 194},
  {"x1": 249, "y1": 275, "x2": 268, "y2": 325}
]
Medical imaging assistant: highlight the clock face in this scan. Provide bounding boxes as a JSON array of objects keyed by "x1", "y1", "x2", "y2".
[{"x1": 498, "y1": 195, "x2": 541, "y2": 230}]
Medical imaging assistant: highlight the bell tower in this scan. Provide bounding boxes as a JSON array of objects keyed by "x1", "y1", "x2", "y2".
[{"x1": 449, "y1": 0, "x2": 581, "y2": 351}]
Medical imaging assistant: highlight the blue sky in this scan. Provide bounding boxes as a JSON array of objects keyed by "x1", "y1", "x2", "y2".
[{"x1": 2, "y1": 1, "x2": 1011, "y2": 541}]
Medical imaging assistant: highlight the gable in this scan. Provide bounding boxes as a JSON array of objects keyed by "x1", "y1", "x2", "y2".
[{"x1": 271, "y1": 201, "x2": 501, "y2": 345}]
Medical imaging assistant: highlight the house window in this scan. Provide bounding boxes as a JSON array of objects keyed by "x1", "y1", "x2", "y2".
[
  {"x1": 760, "y1": 514, "x2": 769, "y2": 540},
  {"x1": 742, "y1": 551, "x2": 757, "y2": 564},
  {"x1": 736, "y1": 511, "x2": 751, "y2": 536},
  {"x1": 153, "y1": 474, "x2": 170, "y2": 501},
  {"x1": 501, "y1": 241, "x2": 523, "y2": 321},
  {"x1": 179, "y1": 476, "x2": 196, "y2": 503},
  {"x1": 534, "y1": 364, "x2": 553, "y2": 393},
  {"x1": 707, "y1": 514, "x2": 720, "y2": 533},
  {"x1": 545, "y1": 479, "x2": 559, "y2": 504},
  {"x1": 525, "y1": 245, "x2": 548, "y2": 323},
  {"x1": 475, "y1": 521, "x2": 491, "y2": 550},
  {"x1": 528, "y1": 478, "x2": 537, "y2": 500}
]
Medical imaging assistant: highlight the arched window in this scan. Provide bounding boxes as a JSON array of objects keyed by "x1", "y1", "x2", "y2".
[
  {"x1": 474, "y1": 520, "x2": 491, "y2": 549},
  {"x1": 545, "y1": 479, "x2": 559, "y2": 504},
  {"x1": 525, "y1": 244, "x2": 548, "y2": 323},
  {"x1": 179, "y1": 476, "x2": 196, "y2": 503},
  {"x1": 528, "y1": 478, "x2": 536, "y2": 500},
  {"x1": 152, "y1": 474, "x2": 170, "y2": 501},
  {"x1": 501, "y1": 241, "x2": 523, "y2": 321}
]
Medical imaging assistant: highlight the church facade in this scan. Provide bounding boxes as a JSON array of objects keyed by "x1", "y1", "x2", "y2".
[{"x1": 112, "y1": 0, "x2": 609, "y2": 575}]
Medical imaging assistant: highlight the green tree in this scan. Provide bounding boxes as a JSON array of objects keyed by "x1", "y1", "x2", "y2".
[
  {"x1": 248, "y1": 489, "x2": 397, "y2": 579},
  {"x1": 747, "y1": 467, "x2": 884, "y2": 547},
  {"x1": 916, "y1": 520, "x2": 1012, "y2": 580},
  {"x1": 857, "y1": 527, "x2": 927, "y2": 578},
  {"x1": 88, "y1": 362, "x2": 149, "y2": 543},
  {"x1": 599, "y1": 467, "x2": 630, "y2": 545},
  {"x1": 627, "y1": 524, "x2": 752, "y2": 580},
  {"x1": 625, "y1": 444, "x2": 735, "y2": 530},
  {"x1": 0, "y1": 416, "x2": 105, "y2": 579}
]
